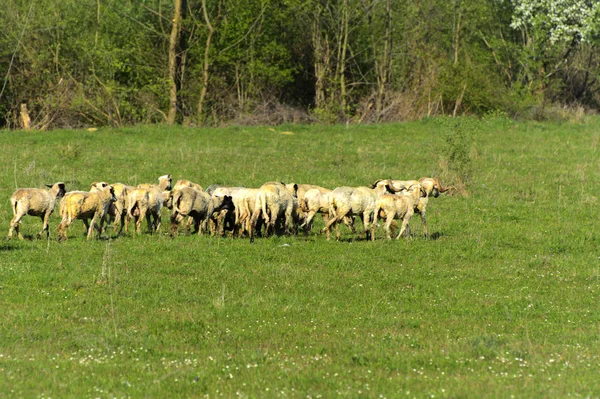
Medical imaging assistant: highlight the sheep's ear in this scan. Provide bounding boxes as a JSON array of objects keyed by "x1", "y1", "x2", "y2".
[
  {"x1": 168, "y1": 174, "x2": 172, "y2": 179},
  {"x1": 46, "y1": 184, "x2": 53, "y2": 188}
]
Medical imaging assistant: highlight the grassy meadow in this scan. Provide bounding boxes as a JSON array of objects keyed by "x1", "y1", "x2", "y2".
[{"x1": 1, "y1": 118, "x2": 599, "y2": 398}]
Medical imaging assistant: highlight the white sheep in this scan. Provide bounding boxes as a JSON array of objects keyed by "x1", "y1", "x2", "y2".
[
  {"x1": 57, "y1": 185, "x2": 117, "y2": 241},
  {"x1": 8, "y1": 182, "x2": 66, "y2": 240},
  {"x1": 249, "y1": 182, "x2": 298, "y2": 242}
]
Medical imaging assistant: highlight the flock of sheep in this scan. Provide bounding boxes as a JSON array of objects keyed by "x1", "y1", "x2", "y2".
[{"x1": 7, "y1": 175, "x2": 453, "y2": 242}]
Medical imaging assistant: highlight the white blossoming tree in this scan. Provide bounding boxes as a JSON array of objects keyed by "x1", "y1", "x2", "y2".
[
  {"x1": 511, "y1": 0, "x2": 600, "y2": 45},
  {"x1": 508, "y1": 0, "x2": 600, "y2": 102}
]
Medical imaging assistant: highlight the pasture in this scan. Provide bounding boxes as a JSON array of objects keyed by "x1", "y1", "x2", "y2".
[{"x1": 1, "y1": 118, "x2": 599, "y2": 398}]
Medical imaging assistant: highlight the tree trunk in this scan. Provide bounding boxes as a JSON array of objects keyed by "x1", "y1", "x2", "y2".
[
  {"x1": 197, "y1": 0, "x2": 216, "y2": 125},
  {"x1": 312, "y1": 8, "x2": 327, "y2": 110},
  {"x1": 375, "y1": 0, "x2": 392, "y2": 121},
  {"x1": 20, "y1": 103, "x2": 31, "y2": 130},
  {"x1": 338, "y1": 0, "x2": 349, "y2": 112},
  {"x1": 167, "y1": 0, "x2": 183, "y2": 125}
]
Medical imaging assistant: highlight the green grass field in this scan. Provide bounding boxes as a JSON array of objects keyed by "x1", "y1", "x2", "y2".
[{"x1": 1, "y1": 118, "x2": 599, "y2": 398}]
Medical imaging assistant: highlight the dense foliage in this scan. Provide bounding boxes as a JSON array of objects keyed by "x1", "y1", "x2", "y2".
[{"x1": 1, "y1": 0, "x2": 599, "y2": 128}]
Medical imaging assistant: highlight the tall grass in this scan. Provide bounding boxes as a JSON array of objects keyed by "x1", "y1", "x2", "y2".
[{"x1": 1, "y1": 119, "x2": 599, "y2": 397}]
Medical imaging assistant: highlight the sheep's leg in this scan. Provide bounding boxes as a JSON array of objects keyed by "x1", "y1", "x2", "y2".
[
  {"x1": 146, "y1": 213, "x2": 153, "y2": 234},
  {"x1": 216, "y1": 210, "x2": 228, "y2": 237},
  {"x1": 153, "y1": 212, "x2": 162, "y2": 233},
  {"x1": 322, "y1": 208, "x2": 344, "y2": 241},
  {"x1": 170, "y1": 212, "x2": 183, "y2": 236},
  {"x1": 86, "y1": 213, "x2": 101, "y2": 240},
  {"x1": 396, "y1": 210, "x2": 414, "y2": 240},
  {"x1": 420, "y1": 210, "x2": 428, "y2": 238},
  {"x1": 8, "y1": 208, "x2": 26, "y2": 240},
  {"x1": 361, "y1": 211, "x2": 372, "y2": 241},
  {"x1": 342, "y1": 215, "x2": 355, "y2": 232},
  {"x1": 82, "y1": 219, "x2": 90, "y2": 236},
  {"x1": 57, "y1": 216, "x2": 71, "y2": 241},
  {"x1": 38, "y1": 212, "x2": 51, "y2": 239},
  {"x1": 302, "y1": 210, "x2": 316, "y2": 235},
  {"x1": 267, "y1": 205, "x2": 280, "y2": 237},
  {"x1": 197, "y1": 215, "x2": 208, "y2": 236},
  {"x1": 117, "y1": 208, "x2": 126, "y2": 236},
  {"x1": 389, "y1": 220, "x2": 398, "y2": 238},
  {"x1": 134, "y1": 215, "x2": 142, "y2": 234},
  {"x1": 347, "y1": 216, "x2": 356, "y2": 233},
  {"x1": 385, "y1": 214, "x2": 395, "y2": 240}
]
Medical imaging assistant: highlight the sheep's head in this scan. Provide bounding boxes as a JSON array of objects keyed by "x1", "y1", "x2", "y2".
[
  {"x1": 419, "y1": 177, "x2": 454, "y2": 197},
  {"x1": 90, "y1": 181, "x2": 109, "y2": 193},
  {"x1": 405, "y1": 183, "x2": 425, "y2": 200},
  {"x1": 106, "y1": 185, "x2": 117, "y2": 203},
  {"x1": 213, "y1": 194, "x2": 234, "y2": 212},
  {"x1": 48, "y1": 182, "x2": 66, "y2": 198},
  {"x1": 158, "y1": 174, "x2": 172, "y2": 191},
  {"x1": 285, "y1": 183, "x2": 299, "y2": 198},
  {"x1": 163, "y1": 190, "x2": 174, "y2": 209}
]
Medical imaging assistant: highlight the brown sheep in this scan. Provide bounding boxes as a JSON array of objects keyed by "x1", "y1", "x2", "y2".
[
  {"x1": 170, "y1": 187, "x2": 234, "y2": 236},
  {"x1": 57, "y1": 185, "x2": 117, "y2": 241},
  {"x1": 375, "y1": 183, "x2": 427, "y2": 240},
  {"x1": 323, "y1": 180, "x2": 399, "y2": 241},
  {"x1": 8, "y1": 182, "x2": 66, "y2": 240},
  {"x1": 371, "y1": 177, "x2": 454, "y2": 237}
]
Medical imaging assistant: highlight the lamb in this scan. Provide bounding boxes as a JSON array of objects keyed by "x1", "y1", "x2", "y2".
[
  {"x1": 249, "y1": 182, "x2": 298, "y2": 242},
  {"x1": 375, "y1": 183, "x2": 427, "y2": 240},
  {"x1": 371, "y1": 177, "x2": 454, "y2": 237},
  {"x1": 90, "y1": 182, "x2": 133, "y2": 235},
  {"x1": 170, "y1": 187, "x2": 234, "y2": 236},
  {"x1": 57, "y1": 185, "x2": 117, "y2": 241},
  {"x1": 126, "y1": 188, "x2": 151, "y2": 234},
  {"x1": 322, "y1": 180, "x2": 399, "y2": 241},
  {"x1": 8, "y1": 182, "x2": 66, "y2": 240}
]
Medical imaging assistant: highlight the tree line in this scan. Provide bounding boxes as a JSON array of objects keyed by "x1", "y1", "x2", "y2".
[{"x1": 1, "y1": 0, "x2": 599, "y2": 129}]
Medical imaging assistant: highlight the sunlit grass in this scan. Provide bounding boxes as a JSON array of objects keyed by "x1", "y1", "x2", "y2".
[{"x1": 1, "y1": 119, "x2": 600, "y2": 397}]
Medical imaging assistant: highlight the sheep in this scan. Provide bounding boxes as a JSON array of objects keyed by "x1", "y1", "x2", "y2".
[
  {"x1": 57, "y1": 185, "x2": 117, "y2": 241},
  {"x1": 249, "y1": 182, "x2": 298, "y2": 242},
  {"x1": 8, "y1": 182, "x2": 66, "y2": 240},
  {"x1": 173, "y1": 179, "x2": 203, "y2": 191},
  {"x1": 135, "y1": 175, "x2": 172, "y2": 233},
  {"x1": 371, "y1": 177, "x2": 454, "y2": 237},
  {"x1": 170, "y1": 187, "x2": 234, "y2": 236},
  {"x1": 209, "y1": 186, "x2": 245, "y2": 236},
  {"x1": 236, "y1": 188, "x2": 262, "y2": 237},
  {"x1": 322, "y1": 180, "x2": 399, "y2": 241},
  {"x1": 299, "y1": 187, "x2": 331, "y2": 235},
  {"x1": 126, "y1": 188, "x2": 151, "y2": 234},
  {"x1": 137, "y1": 174, "x2": 172, "y2": 191},
  {"x1": 90, "y1": 182, "x2": 133, "y2": 235},
  {"x1": 375, "y1": 183, "x2": 427, "y2": 240}
]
